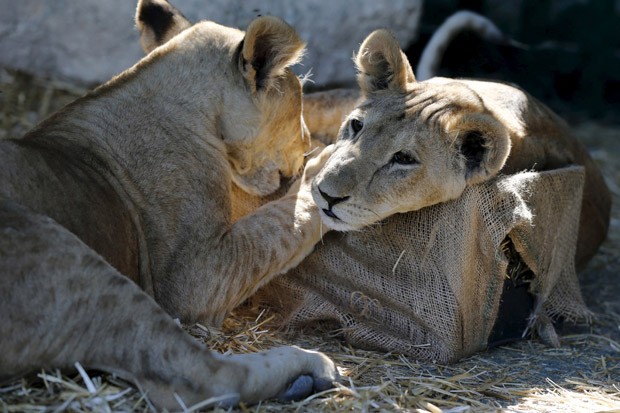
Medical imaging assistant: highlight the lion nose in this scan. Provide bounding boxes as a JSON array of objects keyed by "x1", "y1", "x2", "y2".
[{"x1": 318, "y1": 187, "x2": 349, "y2": 218}]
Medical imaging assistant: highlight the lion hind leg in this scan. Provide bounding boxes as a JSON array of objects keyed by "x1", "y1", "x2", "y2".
[{"x1": 0, "y1": 199, "x2": 223, "y2": 406}]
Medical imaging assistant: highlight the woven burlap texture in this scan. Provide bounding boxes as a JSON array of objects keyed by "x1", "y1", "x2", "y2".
[{"x1": 255, "y1": 166, "x2": 591, "y2": 363}]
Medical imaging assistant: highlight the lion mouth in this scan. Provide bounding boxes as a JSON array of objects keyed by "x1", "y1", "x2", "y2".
[
  {"x1": 319, "y1": 208, "x2": 358, "y2": 232},
  {"x1": 313, "y1": 185, "x2": 358, "y2": 231},
  {"x1": 322, "y1": 208, "x2": 339, "y2": 219}
]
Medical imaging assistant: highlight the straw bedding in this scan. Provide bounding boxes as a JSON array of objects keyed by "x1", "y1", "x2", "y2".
[{"x1": 1, "y1": 69, "x2": 618, "y2": 412}]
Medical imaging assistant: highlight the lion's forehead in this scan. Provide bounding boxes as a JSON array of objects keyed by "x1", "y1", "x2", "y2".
[
  {"x1": 408, "y1": 82, "x2": 484, "y2": 115},
  {"x1": 359, "y1": 100, "x2": 407, "y2": 134},
  {"x1": 360, "y1": 82, "x2": 490, "y2": 137},
  {"x1": 353, "y1": 81, "x2": 513, "y2": 161}
]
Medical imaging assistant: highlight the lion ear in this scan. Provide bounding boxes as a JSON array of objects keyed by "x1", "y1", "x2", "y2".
[
  {"x1": 355, "y1": 29, "x2": 415, "y2": 95},
  {"x1": 454, "y1": 115, "x2": 511, "y2": 185},
  {"x1": 240, "y1": 16, "x2": 305, "y2": 93},
  {"x1": 136, "y1": 0, "x2": 191, "y2": 54}
]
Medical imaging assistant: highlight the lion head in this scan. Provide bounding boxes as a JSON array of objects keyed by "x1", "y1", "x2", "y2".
[
  {"x1": 312, "y1": 30, "x2": 512, "y2": 231},
  {"x1": 136, "y1": 0, "x2": 309, "y2": 196}
]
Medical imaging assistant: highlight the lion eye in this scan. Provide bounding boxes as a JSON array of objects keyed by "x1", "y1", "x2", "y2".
[
  {"x1": 392, "y1": 151, "x2": 417, "y2": 165},
  {"x1": 350, "y1": 118, "x2": 364, "y2": 134}
]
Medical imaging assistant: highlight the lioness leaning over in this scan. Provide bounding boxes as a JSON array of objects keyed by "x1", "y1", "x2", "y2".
[
  {"x1": 0, "y1": 0, "x2": 338, "y2": 409},
  {"x1": 311, "y1": 29, "x2": 611, "y2": 269}
]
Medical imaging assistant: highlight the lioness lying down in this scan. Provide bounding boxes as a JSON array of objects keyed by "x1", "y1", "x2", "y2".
[
  {"x1": 0, "y1": 0, "x2": 337, "y2": 409},
  {"x1": 311, "y1": 29, "x2": 610, "y2": 269}
]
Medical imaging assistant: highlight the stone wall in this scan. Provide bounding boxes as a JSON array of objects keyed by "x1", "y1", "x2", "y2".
[{"x1": 0, "y1": 0, "x2": 422, "y2": 88}]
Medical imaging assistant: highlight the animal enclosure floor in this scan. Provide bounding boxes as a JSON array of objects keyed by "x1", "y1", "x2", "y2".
[{"x1": 0, "y1": 70, "x2": 618, "y2": 412}]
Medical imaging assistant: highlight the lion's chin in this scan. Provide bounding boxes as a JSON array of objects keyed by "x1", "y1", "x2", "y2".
[{"x1": 319, "y1": 210, "x2": 362, "y2": 232}]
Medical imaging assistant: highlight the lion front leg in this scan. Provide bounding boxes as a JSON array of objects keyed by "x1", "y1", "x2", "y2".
[
  {"x1": 215, "y1": 346, "x2": 339, "y2": 404},
  {"x1": 153, "y1": 146, "x2": 336, "y2": 326},
  {"x1": 0, "y1": 200, "x2": 337, "y2": 410}
]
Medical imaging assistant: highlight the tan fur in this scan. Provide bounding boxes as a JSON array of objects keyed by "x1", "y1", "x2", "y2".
[
  {"x1": 312, "y1": 29, "x2": 611, "y2": 268},
  {"x1": 0, "y1": 1, "x2": 338, "y2": 409},
  {"x1": 303, "y1": 89, "x2": 361, "y2": 146}
]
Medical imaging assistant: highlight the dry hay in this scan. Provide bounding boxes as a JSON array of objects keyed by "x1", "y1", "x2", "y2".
[{"x1": 1, "y1": 69, "x2": 619, "y2": 412}]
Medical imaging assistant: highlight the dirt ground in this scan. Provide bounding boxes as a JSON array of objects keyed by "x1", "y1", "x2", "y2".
[{"x1": 0, "y1": 70, "x2": 618, "y2": 412}]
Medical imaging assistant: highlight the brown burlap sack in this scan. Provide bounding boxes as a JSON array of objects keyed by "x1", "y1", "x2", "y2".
[{"x1": 255, "y1": 166, "x2": 592, "y2": 363}]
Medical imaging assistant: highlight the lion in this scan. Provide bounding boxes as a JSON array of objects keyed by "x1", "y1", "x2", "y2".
[
  {"x1": 0, "y1": 0, "x2": 338, "y2": 409},
  {"x1": 310, "y1": 29, "x2": 611, "y2": 269}
]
